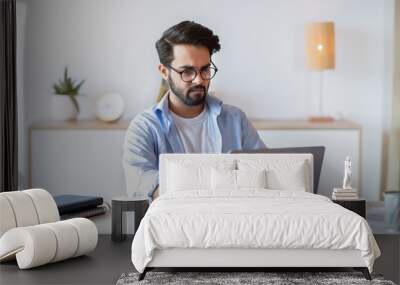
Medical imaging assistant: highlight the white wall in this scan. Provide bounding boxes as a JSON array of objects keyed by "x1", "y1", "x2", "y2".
[{"x1": 19, "y1": 0, "x2": 395, "y2": 201}]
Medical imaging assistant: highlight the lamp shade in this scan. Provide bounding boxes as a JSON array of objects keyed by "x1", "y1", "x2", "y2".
[{"x1": 305, "y1": 22, "x2": 335, "y2": 70}]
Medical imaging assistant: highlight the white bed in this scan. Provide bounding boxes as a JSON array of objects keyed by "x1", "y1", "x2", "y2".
[{"x1": 131, "y1": 154, "x2": 380, "y2": 280}]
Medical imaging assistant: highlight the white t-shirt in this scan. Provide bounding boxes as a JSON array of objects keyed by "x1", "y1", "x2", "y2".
[{"x1": 170, "y1": 106, "x2": 221, "y2": 153}]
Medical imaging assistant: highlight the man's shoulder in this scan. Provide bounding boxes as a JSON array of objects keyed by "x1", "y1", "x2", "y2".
[
  {"x1": 127, "y1": 105, "x2": 160, "y2": 131},
  {"x1": 220, "y1": 103, "x2": 245, "y2": 118}
]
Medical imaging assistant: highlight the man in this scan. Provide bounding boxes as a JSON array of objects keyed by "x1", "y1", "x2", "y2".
[{"x1": 123, "y1": 21, "x2": 265, "y2": 201}]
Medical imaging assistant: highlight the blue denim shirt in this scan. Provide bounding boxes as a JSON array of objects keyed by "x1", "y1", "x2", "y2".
[{"x1": 122, "y1": 91, "x2": 266, "y2": 200}]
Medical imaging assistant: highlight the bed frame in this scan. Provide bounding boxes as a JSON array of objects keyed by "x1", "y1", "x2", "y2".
[
  {"x1": 137, "y1": 154, "x2": 372, "y2": 281},
  {"x1": 138, "y1": 248, "x2": 371, "y2": 280}
]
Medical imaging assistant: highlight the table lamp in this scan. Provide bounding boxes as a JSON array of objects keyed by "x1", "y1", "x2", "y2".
[{"x1": 305, "y1": 21, "x2": 335, "y2": 122}]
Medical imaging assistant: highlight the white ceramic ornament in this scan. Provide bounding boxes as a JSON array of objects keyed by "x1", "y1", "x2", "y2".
[{"x1": 95, "y1": 93, "x2": 124, "y2": 122}]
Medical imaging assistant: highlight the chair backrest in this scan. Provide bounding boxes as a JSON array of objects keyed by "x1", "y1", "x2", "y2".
[
  {"x1": 159, "y1": 153, "x2": 313, "y2": 195},
  {"x1": 231, "y1": 146, "x2": 325, "y2": 194},
  {"x1": 0, "y1": 189, "x2": 60, "y2": 237}
]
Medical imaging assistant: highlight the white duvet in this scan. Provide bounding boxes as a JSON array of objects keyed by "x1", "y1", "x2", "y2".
[{"x1": 131, "y1": 190, "x2": 380, "y2": 273}]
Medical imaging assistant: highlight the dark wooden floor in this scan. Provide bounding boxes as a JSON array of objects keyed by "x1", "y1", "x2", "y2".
[
  {"x1": 0, "y1": 235, "x2": 368, "y2": 285},
  {"x1": 0, "y1": 235, "x2": 134, "y2": 285},
  {"x1": 1, "y1": 232, "x2": 398, "y2": 284}
]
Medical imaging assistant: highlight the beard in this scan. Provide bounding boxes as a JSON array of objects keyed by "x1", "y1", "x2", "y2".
[{"x1": 168, "y1": 76, "x2": 208, "y2": 106}]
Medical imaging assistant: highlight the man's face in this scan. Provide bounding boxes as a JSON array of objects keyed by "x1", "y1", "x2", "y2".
[{"x1": 165, "y1": 45, "x2": 211, "y2": 106}]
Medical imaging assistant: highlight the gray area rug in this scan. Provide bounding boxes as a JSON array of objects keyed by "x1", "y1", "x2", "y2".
[{"x1": 116, "y1": 271, "x2": 396, "y2": 285}]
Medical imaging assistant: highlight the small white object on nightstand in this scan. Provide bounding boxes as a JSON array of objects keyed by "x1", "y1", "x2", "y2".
[
  {"x1": 332, "y1": 188, "x2": 359, "y2": 200},
  {"x1": 332, "y1": 156, "x2": 359, "y2": 200},
  {"x1": 342, "y1": 156, "x2": 353, "y2": 190}
]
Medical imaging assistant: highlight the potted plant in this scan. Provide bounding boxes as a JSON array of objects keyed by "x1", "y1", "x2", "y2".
[{"x1": 51, "y1": 67, "x2": 85, "y2": 121}]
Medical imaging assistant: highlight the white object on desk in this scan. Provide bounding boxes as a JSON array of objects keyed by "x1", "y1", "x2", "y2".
[{"x1": 95, "y1": 93, "x2": 124, "y2": 122}]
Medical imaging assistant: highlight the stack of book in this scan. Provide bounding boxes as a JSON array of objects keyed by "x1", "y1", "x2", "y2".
[
  {"x1": 332, "y1": 188, "x2": 359, "y2": 200},
  {"x1": 54, "y1": 194, "x2": 109, "y2": 220}
]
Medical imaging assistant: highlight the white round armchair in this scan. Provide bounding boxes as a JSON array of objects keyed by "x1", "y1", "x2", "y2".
[{"x1": 0, "y1": 189, "x2": 98, "y2": 269}]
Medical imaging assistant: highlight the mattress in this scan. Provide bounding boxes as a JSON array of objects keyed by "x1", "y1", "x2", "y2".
[{"x1": 131, "y1": 190, "x2": 380, "y2": 273}]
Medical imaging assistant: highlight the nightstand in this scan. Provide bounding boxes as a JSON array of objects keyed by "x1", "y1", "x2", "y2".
[
  {"x1": 111, "y1": 196, "x2": 148, "y2": 242},
  {"x1": 332, "y1": 199, "x2": 366, "y2": 218}
]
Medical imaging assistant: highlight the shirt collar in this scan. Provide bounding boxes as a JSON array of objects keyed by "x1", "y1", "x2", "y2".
[{"x1": 154, "y1": 89, "x2": 222, "y2": 132}]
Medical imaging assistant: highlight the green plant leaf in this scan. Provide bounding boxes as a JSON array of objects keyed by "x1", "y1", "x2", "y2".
[
  {"x1": 53, "y1": 84, "x2": 61, "y2": 94},
  {"x1": 68, "y1": 94, "x2": 80, "y2": 113},
  {"x1": 53, "y1": 66, "x2": 85, "y2": 96},
  {"x1": 72, "y1": 79, "x2": 85, "y2": 95},
  {"x1": 64, "y1": 66, "x2": 68, "y2": 82}
]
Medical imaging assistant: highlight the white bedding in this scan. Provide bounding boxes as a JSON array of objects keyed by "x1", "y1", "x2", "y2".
[{"x1": 131, "y1": 190, "x2": 380, "y2": 273}]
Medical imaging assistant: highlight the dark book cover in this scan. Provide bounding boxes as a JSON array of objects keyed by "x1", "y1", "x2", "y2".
[
  {"x1": 54, "y1": 194, "x2": 103, "y2": 215},
  {"x1": 60, "y1": 205, "x2": 108, "y2": 220}
]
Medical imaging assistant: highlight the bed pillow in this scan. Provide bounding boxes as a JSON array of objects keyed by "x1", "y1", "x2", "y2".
[
  {"x1": 211, "y1": 168, "x2": 236, "y2": 190},
  {"x1": 237, "y1": 169, "x2": 267, "y2": 189},
  {"x1": 237, "y1": 158, "x2": 310, "y2": 192},
  {"x1": 166, "y1": 160, "x2": 235, "y2": 192},
  {"x1": 211, "y1": 168, "x2": 267, "y2": 191},
  {"x1": 266, "y1": 162, "x2": 308, "y2": 191}
]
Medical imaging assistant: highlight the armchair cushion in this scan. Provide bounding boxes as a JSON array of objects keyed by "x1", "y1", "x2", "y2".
[
  {"x1": 0, "y1": 189, "x2": 97, "y2": 269},
  {"x1": 0, "y1": 189, "x2": 59, "y2": 236},
  {"x1": 0, "y1": 218, "x2": 98, "y2": 269}
]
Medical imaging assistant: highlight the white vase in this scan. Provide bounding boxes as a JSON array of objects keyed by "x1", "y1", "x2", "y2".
[{"x1": 51, "y1": 94, "x2": 78, "y2": 121}]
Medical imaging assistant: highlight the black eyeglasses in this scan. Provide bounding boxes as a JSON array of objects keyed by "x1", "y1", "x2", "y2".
[{"x1": 167, "y1": 61, "x2": 218, "y2": 82}]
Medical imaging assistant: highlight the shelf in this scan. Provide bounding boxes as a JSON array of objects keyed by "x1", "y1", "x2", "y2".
[
  {"x1": 251, "y1": 119, "x2": 361, "y2": 130},
  {"x1": 31, "y1": 118, "x2": 361, "y2": 131},
  {"x1": 30, "y1": 119, "x2": 129, "y2": 130}
]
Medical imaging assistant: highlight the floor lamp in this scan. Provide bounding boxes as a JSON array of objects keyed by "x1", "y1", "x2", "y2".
[{"x1": 305, "y1": 22, "x2": 335, "y2": 122}]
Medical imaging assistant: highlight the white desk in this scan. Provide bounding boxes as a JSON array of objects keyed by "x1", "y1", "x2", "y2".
[{"x1": 29, "y1": 119, "x2": 361, "y2": 233}]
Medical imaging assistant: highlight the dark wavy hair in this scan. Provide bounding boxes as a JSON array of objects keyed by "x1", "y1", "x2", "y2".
[{"x1": 155, "y1": 21, "x2": 221, "y2": 66}]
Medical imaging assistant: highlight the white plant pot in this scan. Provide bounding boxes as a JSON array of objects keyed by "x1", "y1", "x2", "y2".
[{"x1": 51, "y1": 94, "x2": 78, "y2": 121}]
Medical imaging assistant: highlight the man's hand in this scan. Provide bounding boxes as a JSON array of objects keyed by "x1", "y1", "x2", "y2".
[{"x1": 152, "y1": 186, "x2": 160, "y2": 200}]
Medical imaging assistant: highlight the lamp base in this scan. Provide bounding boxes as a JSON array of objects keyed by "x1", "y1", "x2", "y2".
[{"x1": 308, "y1": 116, "x2": 334, "y2": 123}]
